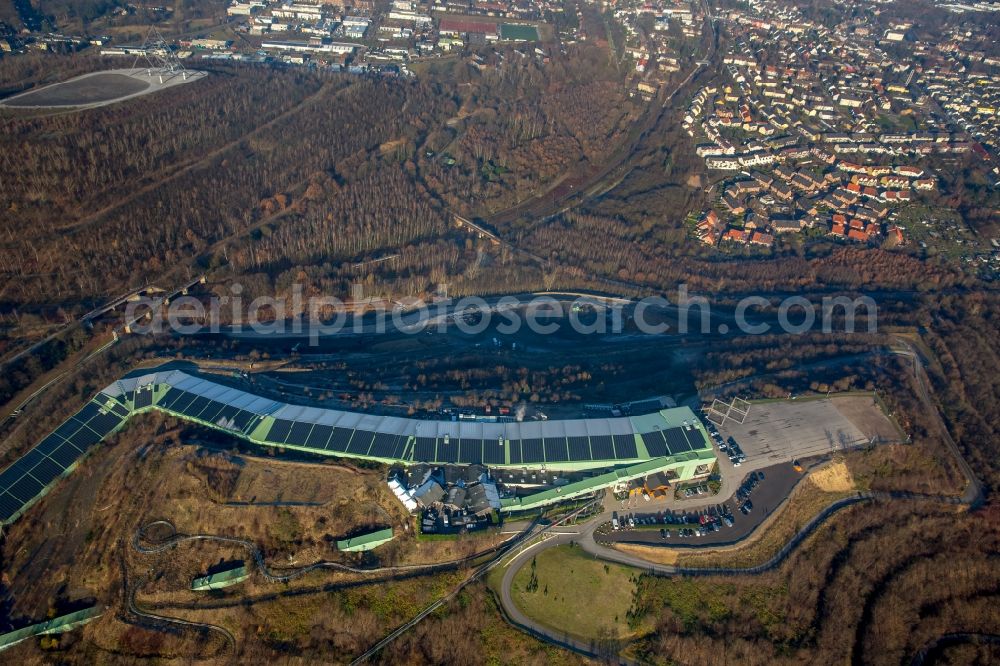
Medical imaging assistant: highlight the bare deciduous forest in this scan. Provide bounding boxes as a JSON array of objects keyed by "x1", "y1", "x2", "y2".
[{"x1": 0, "y1": 46, "x2": 637, "y2": 308}]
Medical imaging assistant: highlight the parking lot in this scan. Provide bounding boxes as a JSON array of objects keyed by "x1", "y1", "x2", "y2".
[
  {"x1": 713, "y1": 397, "x2": 886, "y2": 465},
  {"x1": 598, "y1": 462, "x2": 801, "y2": 547}
]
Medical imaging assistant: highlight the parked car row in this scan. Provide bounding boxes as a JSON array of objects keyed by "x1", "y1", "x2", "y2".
[
  {"x1": 682, "y1": 484, "x2": 709, "y2": 498},
  {"x1": 661, "y1": 527, "x2": 715, "y2": 538},
  {"x1": 722, "y1": 437, "x2": 747, "y2": 466},
  {"x1": 735, "y1": 470, "x2": 765, "y2": 516},
  {"x1": 736, "y1": 470, "x2": 763, "y2": 502},
  {"x1": 701, "y1": 418, "x2": 749, "y2": 467},
  {"x1": 704, "y1": 420, "x2": 724, "y2": 445},
  {"x1": 610, "y1": 504, "x2": 737, "y2": 537}
]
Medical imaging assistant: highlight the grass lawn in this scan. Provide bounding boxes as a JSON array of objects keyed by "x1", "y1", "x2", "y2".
[{"x1": 510, "y1": 543, "x2": 640, "y2": 640}]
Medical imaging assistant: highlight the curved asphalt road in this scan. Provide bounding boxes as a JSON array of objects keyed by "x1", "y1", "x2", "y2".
[
  {"x1": 496, "y1": 331, "x2": 986, "y2": 657},
  {"x1": 498, "y1": 485, "x2": 980, "y2": 658}
]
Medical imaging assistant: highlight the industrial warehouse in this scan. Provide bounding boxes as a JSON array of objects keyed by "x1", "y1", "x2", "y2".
[{"x1": 0, "y1": 367, "x2": 716, "y2": 524}]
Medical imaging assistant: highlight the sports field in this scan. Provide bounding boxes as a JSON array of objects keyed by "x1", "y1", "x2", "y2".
[{"x1": 500, "y1": 23, "x2": 540, "y2": 41}]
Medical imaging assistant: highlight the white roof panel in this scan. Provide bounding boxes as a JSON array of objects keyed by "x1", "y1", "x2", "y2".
[
  {"x1": 481, "y1": 422, "x2": 506, "y2": 439},
  {"x1": 458, "y1": 421, "x2": 484, "y2": 439},
  {"x1": 411, "y1": 421, "x2": 438, "y2": 438},
  {"x1": 316, "y1": 410, "x2": 340, "y2": 426},
  {"x1": 434, "y1": 421, "x2": 456, "y2": 439},
  {"x1": 378, "y1": 416, "x2": 411, "y2": 436},
  {"x1": 105, "y1": 367, "x2": 674, "y2": 464},
  {"x1": 539, "y1": 420, "x2": 566, "y2": 439},
  {"x1": 273, "y1": 404, "x2": 308, "y2": 421},
  {"x1": 100, "y1": 381, "x2": 124, "y2": 398},
  {"x1": 213, "y1": 387, "x2": 245, "y2": 405},
  {"x1": 333, "y1": 411, "x2": 364, "y2": 429},
  {"x1": 295, "y1": 406, "x2": 328, "y2": 424},
  {"x1": 246, "y1": 396, "x2": 282, "y2": 414},
  {"x1": 173, "y1": 374, "x2": 204, "y2": 392},
  {"x1": 355, "y1": 413, "x2": 385, "y2": 432},
  {"x1": 517, "y1": 421, "x2": 544, "y2": 439},
  {"x1": 563, "y1": 420, "x2": 589, "y2": 437},
  {"x1": 199, "y1": 382, "x2": 231, "y2": 401}
]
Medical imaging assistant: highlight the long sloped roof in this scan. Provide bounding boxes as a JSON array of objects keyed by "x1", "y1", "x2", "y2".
[{"x1": 0, "y1": 367, "x2": 712, "y2": 525}]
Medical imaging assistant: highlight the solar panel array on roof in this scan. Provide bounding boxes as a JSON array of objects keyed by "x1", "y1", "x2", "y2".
[
  {"x1": 683, "y1": 427, "x2": 705, "y2": 450},
  {"x1": 613, "y1": 434, "x2": 638, "y2": 459},
  {"x1": 3, "y1": 367, "x2": 717, "y2": 525},
  {"x1": 327, "y1": 427, "x2": 353, "y2": 452},
  {"x1": 0, "y1": 398, "x2": 126, "y2": 523},
  {"x1": 34, "y1": 434, "x2": 61, "y2": 458},
  {"x1": 543, "y1": 437, "x2": 567, "y2": 462},
  {"x1": 370, "y1": 432, "x2": 405, "y2": 459},
  {"x1": 211, "y1": 404, "x2": 238, "y2": 425},
  {"x1": 186, "y1": 397, "x2": 213, "y2": 419},
  {"x1": 0, "y1": 492, "x2": 20, "y2": 522},
  {"x1": 108, "y1": 402, "x2": 130, "y2": 419},
  {"x1": 49, "y1": 440, "x2": 82, "y2": 467},
  {"x1": 188, "y1": 398, "x2": 211, "y2": 419},
  {"x1": 6, "y1": 475, "x2": 41, "y2": 504},
  {"x1": 287, "y1": 421, "x2": 313, "y2": 446},
  {"x1": 413, "y1": 437, "x2": 436, "y2": 461},
  {"x1": 389, "y1": 435, "x2": 407, "y2": 460},
  {"x1": 202, "y1": 401, "x2": 228, "y2": 423},
  {"x1": 642, "y1": 431, "x2": 668, "y2": 457},
  {"x1": 436, "y1": 437, "x2": 458, "y2": 464},
  {"x1": 567, "y1": 436, "x2": 591, "y2": 461},
  {"x1": 306, "y1": 424, "x2": 332, "y2": 449},
  {"x1": 157, "y1": 387, "x2": 185, "y2": 410},
  {"x1": 458, "y1": 439, "x2": 482, "y2": 464},
  {"x1": 88, "y1": 409, "x2": 124, "y2": 436},
  {"x1": 186, "y1": 396, "x2": 211, "y2": 419},
  {"x1": 399, "y1": 437, "x2": 413, "y2": 460},
  {"x1": 522, "y1": 438, "x2": 544, "y2": 463},
  {"x1": 69, "y1": 422, "x2": 102, "y2": 449},
  {"x1": 134, "y1": 386, "x2": 154, "y2": 409},
  {"x1": 30, "y1": 455, "x2": 63, "y2": 483},
  {"x1": 590, "y1": 435, "x2": 615, "y2": 460},
  {"x1": 483, "y1": 438, "x2": 505, "y2": 465},
  {"x1": 347, "y1": 430, "x2": 373, "y2": 455},
  {"x1": 232, "y1": 410, "x2": 258, "y2": 432},
  {"x1": 266, "y1": 419, "x2": 292, "y2": 443},
  {"x1": 664, "y1": 427, "x2": 690, "y2": 454},
  {"x1": 169, "y1": 390, "x2": 198, "y2": 414},
  {"x1": 508, "y1": 439, "x2": 522, "y2": 464}
]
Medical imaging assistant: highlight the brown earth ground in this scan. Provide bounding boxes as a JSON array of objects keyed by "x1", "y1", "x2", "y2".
[
  {"x1": 833, "y1": 395, "x2": 903, "y2": 441},
  {"x1": 0, "y1": 413, "x2": 530, "y2": 662}
]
